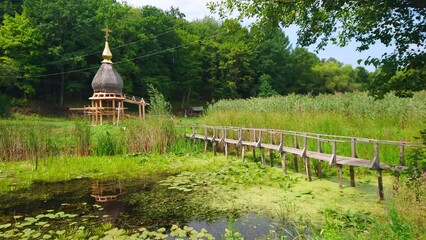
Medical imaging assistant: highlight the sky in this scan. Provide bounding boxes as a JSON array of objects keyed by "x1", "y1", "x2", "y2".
[{"x1": 124, "y1": 0, "x2": 391, "y2": 71}]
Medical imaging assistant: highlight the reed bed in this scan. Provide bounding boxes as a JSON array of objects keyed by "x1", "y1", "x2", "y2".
[
  {"x1": 0, "y1": 115, "x2": 176, "y2": 161},
  {"x1": 199, "y1": 92, "x2": 426, "y2": 165}
]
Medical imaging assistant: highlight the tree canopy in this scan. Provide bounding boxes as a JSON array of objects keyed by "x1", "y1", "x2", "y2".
[
  {"x1": 209, "y1": 0, "x2": 426, "y2": 98},
  {"x1": 1, "y1": 0, "x2": 372, "y2": 109}
]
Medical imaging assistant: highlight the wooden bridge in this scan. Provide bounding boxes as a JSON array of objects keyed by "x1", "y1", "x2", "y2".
[{"x1": 184, "y1": 125, "x2": 425, "y2": 200}]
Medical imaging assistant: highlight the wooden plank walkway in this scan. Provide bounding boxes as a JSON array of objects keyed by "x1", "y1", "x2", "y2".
[{"x1": 184, "y1": 125, "x2": 425, "y2": 200}]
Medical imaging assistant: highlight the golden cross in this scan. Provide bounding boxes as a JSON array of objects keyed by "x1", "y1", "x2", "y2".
[{"x1": 102, "y1": 26, "x2": 113, "y2": 41}]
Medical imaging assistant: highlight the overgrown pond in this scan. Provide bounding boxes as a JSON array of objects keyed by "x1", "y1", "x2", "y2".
[{"x1": 0, "y1": 177, "x2": 292, "y2": 239}]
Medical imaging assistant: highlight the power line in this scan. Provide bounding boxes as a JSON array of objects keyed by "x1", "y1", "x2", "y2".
[
  {"x1": 33, "y1": 29, "x2": 177, "y2": 67},
  {"x1": 0, "y1": 30, "x2": 224, "y2": 79}
]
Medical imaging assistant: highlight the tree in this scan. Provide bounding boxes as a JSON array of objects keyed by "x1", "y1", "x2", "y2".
[
  {"x1": 257, "y1": 74, "x2": 278, "y2": 97},
  {"x1": 0, "y1": 12, "x2": 44, "y2": 98},
  {"x1": 209, "y1": 0, "x2": 426, "y2": 97},
  {"x1": 250, "y1": 24, "x2": 292, "y2": 95},
  {"x1": 287, "y1": 47, "x2": 321, "y2": 94}
]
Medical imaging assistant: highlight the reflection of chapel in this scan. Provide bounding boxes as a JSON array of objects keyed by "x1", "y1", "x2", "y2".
[{"x1": 71, "y1": 27, "x2": 147, "y2": 125}]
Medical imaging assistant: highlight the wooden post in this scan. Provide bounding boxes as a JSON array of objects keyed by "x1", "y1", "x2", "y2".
[
  {"x1": 294, "y1": 133, "x2": 299, "y2": 173},
  {"x1": 258, "y1": 131, "x2": 266, "y2": 165},
  {"x1": 269, "y1": 132, "x2": 274, "y2": 167},
  {"x1": 142, "y1": 101, "x2": 146, "y2": 119},
  {"x1": 317, "y1": 135, "x2": 322, "y2": 178},
  {"x1": 204, "y1": 127, "x2": 208, "y2": 153},
  {"x1": 252, "y1": 130, "x2": 256, "y2": 161},
  {"x1": 338, "y1": 165, "x2": 343, "y2": 188},
  {"x1": 281, "y1": 152, "x2": 286, "y2": 174},
  {"x1": 138, "y1": 104, "x2": 142, "y2": 120},
  {"x1": 100, "y1": 100, "x2": 103, "y2": 125},
  {"x1": 223, "y1": 128, "x2": 228, "y2": 158},
  {"x1": 377, "y1": 169, "x2": 384, "y2": 200},
  {"x1": 116, "y1": 101, "x2": 120, "y2": 124},
  {"x1": 261, "y1": 147, "x2": 265, "y2": 165},
  {"x1": 213, "y1": 128, "x2": 217, "y2": 156},
  {"x1": 372, "y1": 142, "x2": 384, "y2": 200},
  {"x1": 191, "y1": 125, "x2": 196, "y2": 144},
  {"x1": 303, "y1": 136, "x2": 311, "y2": 182},
  {"x1": 242, "y1": 145, "x2": 245, "y2": 162},
  {"x1": 279, "y1": 133, "x2": 286, "y2": 174},
  {"x1": 350, "y1": 138, "x2": 357, "y2": 187},
  {"x1": 112, "y1": 100, "x2": 116, "y2": 124},
  {"x1": 399, "y1": 140, "x2": 405, "y2": 166}
]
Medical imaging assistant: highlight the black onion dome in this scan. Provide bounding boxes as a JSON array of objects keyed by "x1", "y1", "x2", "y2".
[{"x1": 91, "y1": 63, "x2": 124, "y2": 94}]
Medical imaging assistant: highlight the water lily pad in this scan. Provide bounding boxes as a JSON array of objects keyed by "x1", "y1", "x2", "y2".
[{"x1": 0, "y1": 223, "x2": 12, "y2": 229}]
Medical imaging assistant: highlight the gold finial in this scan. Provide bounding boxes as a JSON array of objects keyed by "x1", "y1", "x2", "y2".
[{"x1": 101, "y1": 26, "x2": 113, "y2": 64}]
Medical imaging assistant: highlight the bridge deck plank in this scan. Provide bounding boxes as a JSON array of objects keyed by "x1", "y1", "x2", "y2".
[{"x1": 188, "y1": 133, "x2": 390, "y2": 169}]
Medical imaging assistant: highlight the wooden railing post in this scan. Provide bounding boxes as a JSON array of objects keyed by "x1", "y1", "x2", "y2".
[
  {"x1": 252, "y1": 130, "x2": 256, "y2": 161},
  {"x1": 259, "y1": 130, "x2": 266, "y2": 165},
  {"x1": 371, "y1": 142, "x2": 384, "y2": 200},
  {"x1": 269, "y1": 132, "x2": 274, "y2": 167},
  {"x1": 240, "y1": 129, "x2": 245, "y2": 162},
  {"x1": 302, "y1": 135, "x2": 311, "y2": 181},
  {"x1": 223, "y1": 128, "x2": 228, "y2": 158},
  {"x1": 204, "y1": 126, "x2": 209, "y2": 153},
  {"x1": 279, "y1": 133, "x2": 286, "y2": 174},
  {"x1": 317, "y1": 135, "x2": 322, "y2": 178},
  {"x1": 212, "y1": 128, "x2": 217, "y2": 156},
  {"x1": 293, "y1": 133, "x2": 299, "y2": 172},
  {"x1": 191, "y1": 125, "x2": 196, "y2": 144},
  {"x1": 399, "y1": 140, "x2": 405, "y2": 166},
  {"x1": 350, "y1": 138, "x2": 357, "y2": 187}
]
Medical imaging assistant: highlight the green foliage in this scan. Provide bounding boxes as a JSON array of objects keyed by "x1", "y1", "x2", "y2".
[
  {"x1": 257, "y1": 74, "x2": 278, "y2": 97},
  {"x1": 210, "y1": 0, "x2": 426, "y2": 97},
  {"x1": 147, "y1": 84, "x2": 172, "y2": 116},
  {"x1": 92, "y1": 131, "x2": 120, "y2": 156},
  {"x1": 74, "y1": 119, "x2": 91, "y2": 156}
]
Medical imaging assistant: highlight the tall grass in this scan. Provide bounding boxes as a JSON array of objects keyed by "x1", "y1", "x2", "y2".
[
  {"x1": 203, "y1": 92, "x2": 425, "y2": 137},
  {"x1": 199, "y1": 92, "x2": 425, "y2": 165},
  {"x1": 0, "y1": 116, "x2": 176, "y2": 161}
]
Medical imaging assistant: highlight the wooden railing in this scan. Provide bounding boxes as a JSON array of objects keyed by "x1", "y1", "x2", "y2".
[{"x1": 183, "y1": 125, "x2": 425, "y2": 200}]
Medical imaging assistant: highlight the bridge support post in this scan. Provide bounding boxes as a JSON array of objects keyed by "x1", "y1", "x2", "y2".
[
  {"x1": 213, "y1": 142, "x2": 217, "y2": 156},
  {"x1": 261, "y1": 148, "x2": 266, "y2": 165},
  {"x1": 281, "y1": 152, "x2": 286, "y2": 174},
  {"x1": 225, "y1": 143, "x2": 229, "y2": 158},
  {"x1": 241, "y1": 145, "x2": 245, "y2": 162},
  {"x1": 338, "y1": 165, "x2": 343, "y2": 188},
  {"x1": 377, "y1": 169, "x2": 384, "y2": 200},
  {"x1": 302, "y1": 136, "x2": 311, "y2": 181}
]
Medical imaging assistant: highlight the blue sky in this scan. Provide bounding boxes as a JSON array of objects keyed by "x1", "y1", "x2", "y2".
[{"x1": 125, "y1": 0, "x2": 392, "y2": 72}]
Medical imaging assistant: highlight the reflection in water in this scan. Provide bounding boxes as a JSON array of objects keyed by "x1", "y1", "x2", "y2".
[
  {"x1": 91, "y1": 180, "x2": 126, "y2": 202},
  {"x1": 91, "y1": 180, "x2": 126, "y2": 223},
  {"x1": 0, "y1": 179, "x2": 291, "y2": 238}
]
